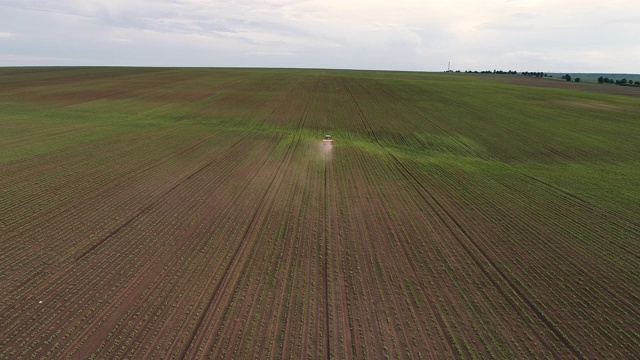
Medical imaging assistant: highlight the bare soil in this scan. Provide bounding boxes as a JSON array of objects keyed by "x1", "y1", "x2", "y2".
[
  {"x1": 473, "y1": 74, "x2": 640, "y2": 97},
  {"x1": 1, "y1": 68, "x2": 637, "y2": 359}
]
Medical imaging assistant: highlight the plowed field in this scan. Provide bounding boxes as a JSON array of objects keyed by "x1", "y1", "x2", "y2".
[{"x1": 1, "y1": 68, "x2": 638, "y2": 359}]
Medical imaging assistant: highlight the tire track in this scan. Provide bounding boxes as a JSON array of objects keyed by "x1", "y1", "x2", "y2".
[
  {"x1": 174, "y1": 143, "x2": 290, "y2": 358},
  {"x1": 0, "y1": 134, "x2": 255, "y2": 352},
  {"x1": 75, "y1": 134, "x2": 246, "y2": 262},
  {"x1": 0, "y1": 134, "x2": 213, "y2": 299},
  {"x1": 178, "y1": 86, "x2": 312, "y2": 358},
  {"x1": 0, "y1": 135, "x2": 220, "y2": 315},
  {"x1": 523, "y1": 174, "x2": 640, "y2": 238},
  {"x1": 494, "y1": 174, "x2": 640, "y2": 306},
  {"x1": 131, "y1": 147, "x2": 271, "y2": 359},
  {"x1": 323, "y1": 147, "x2": 331, "y2": 359},
  {"x1": 176, "y1": 166, "x2": 278, "y2": 358},
  {"x1": 326, "y1": 149, "x2": 361, "y2": 358},
  {"x1": 197, "y1": 76, "x2": 317, "y2": 359},
  {"x1": 346, "y1": 81, "x2": 584, "y2": 358},
  {"x1": 379, "y1": 81, "x2": 577, "y2": 162},
  {"x1": 389, "y1": 156, "x2": 583, "y2": 358},
  {"x1": 343, "y1": 82, "x2": 457, "y2": 356},
  {"x1": 1, "y1": 134, "x2": 215, "y2": 245}
]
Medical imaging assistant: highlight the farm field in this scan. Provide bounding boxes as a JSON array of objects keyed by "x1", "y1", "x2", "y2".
[{"x1": 0, "y1": 67, "x2": 638, "y2": 359}]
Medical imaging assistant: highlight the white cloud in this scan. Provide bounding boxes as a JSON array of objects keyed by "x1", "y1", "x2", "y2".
[
  {"x1": 0, "y1": 0, "x2": 638, "y2": 72},
  {"x1": 0, "y1": 54, "x2": 82, "y2": 65},
  {"x1": 245, "y1": 51, "x2": 296, "y2": 56}
]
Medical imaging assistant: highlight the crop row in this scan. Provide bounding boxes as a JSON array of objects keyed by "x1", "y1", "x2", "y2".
[{"x1": 1, "y1": 69, "x2": 638, "y2": 358}]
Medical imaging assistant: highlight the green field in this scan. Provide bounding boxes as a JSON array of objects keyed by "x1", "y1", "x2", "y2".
[{"x1": 0, "y1": 67, "x2": 638, "y2": 358}]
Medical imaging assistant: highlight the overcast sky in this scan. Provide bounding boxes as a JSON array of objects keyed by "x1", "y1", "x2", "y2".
[{"x1": 0, "y1": 0, "x2": 638, "y2": 73}]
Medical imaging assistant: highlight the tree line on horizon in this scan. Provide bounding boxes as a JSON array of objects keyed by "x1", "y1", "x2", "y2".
[
  {"x1": 454, "y1": 69, "x2": 639, "y2": 87},
  {"x1": 597, "y1": 76, "x2": 640, "y2": 86},
  {"x1": 461, "y1": 70, "x2": 550, "y2": 77}
]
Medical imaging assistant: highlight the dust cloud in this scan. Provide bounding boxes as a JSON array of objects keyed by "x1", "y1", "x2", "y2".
[{"x1": 317, "y1": 142, "x2": 333, "y2": 162}]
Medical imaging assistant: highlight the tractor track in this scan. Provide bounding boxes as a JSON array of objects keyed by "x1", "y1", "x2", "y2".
[
  {"x1": 523, "y1": 174, "x2": 640, "y2": 238},
  {"x1": 3, "y1": 69, "x2": 637, "y2": 359},
  {"x1": 0, "y1": 135, "x2": 215, "y2": 246},
  {"x1": 343, "y1": 82, "x2": 458, "y2": 356},
  {"x1": 387, "y1": 155, "x2": 584, "y2": 359},
  {"x1": 491, "y1": 174, "x2": 640, "y2": 312},
  {"x1": 75, "y1": 134, "x2": 247, "y2": 262},
  {"x1": 345, "y1": 80, "x2": 586, "y2": 359},
  {"x1": 323, "y1": 145, "x2": 332, "y2": 359},
  {"x1": 129, "y1": 141, "x2": 275, "y2": 359},
  {"x1": 178, "y1": 84, "x2": 312, "y2": 359},
  {"x1": 0, "y1": 134, "x2": 255, "y2": 352},
  {"x1": 175, "y1": 157, "x2": 283, "y2": 359},
  {"x1": 0, "y1": 135, "x2": 218, "y2": 309}
]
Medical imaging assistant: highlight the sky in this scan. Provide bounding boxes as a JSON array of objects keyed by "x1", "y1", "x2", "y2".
[{"x1": 0, "y1": 0, "x2": 638, "y2": 73}]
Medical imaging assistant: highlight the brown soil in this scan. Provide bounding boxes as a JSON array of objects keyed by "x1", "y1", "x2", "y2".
[
  {"x1": 1, "y1": 68, "x2": 637, "y2": 359},
  {"x1": 473, "y1": 74, "x2": 640, "y2": 97}
]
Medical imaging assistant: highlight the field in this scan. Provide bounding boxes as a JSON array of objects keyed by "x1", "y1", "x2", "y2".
[{"x1": 0, "y1": 67, "x2": 638, "y2": 359}]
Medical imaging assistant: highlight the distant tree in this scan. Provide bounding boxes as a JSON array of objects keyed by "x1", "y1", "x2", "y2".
[
  {"x1": 564, "y1": 74, "x2": 572, "y2": 82},
  {"x1": 522, "y1": 71, "x2": 545, "y2": 78},
  {"x1": 597, "y1": 76, "x2": 604, "y2": 84},
  {"x1": 574, "y1": 78, "x2": 581, "y2": 82},
  {"x1": 635, "y1": 81, "x2": 640, "y2": 86},
  {"x1": 620, "y1": 78, "x2": 628, "y2": 85}
]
